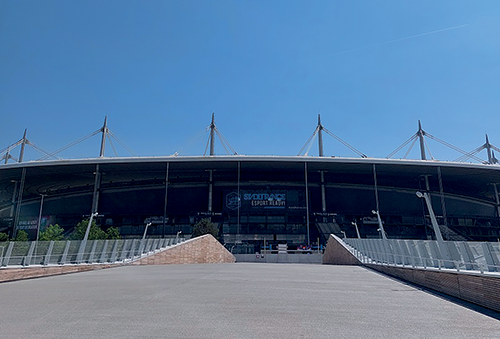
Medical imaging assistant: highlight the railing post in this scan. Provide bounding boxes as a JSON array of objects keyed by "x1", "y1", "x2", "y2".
[
  {"x1": 2, "y1": 242, "x2": 15, "y2": 266},
  {"x1": 43, "y1": 241, "x2": 54, "y2": 265},
  {"x1": 99, "y1": 240, "x2": 109, "y2": 263},
  {"x1": 458, "y1": 242, "x2": 476, "y2": 270},
  {"x1": 109, "y1": 240, "x2": 119, "y2": 262},
  {"x1": 88, "y1": 240, "x2": 98, "y2": 263},
  {"x1": 120, "y1": 239, "x2": 131, "y2": 261},
  {"x1": 482, "y1": 242, "x2": 500, "y2": 272},
  {"x1": 59, "y1": 241, "x2": 71, "y2": 264},
  {"x1": 24, "y1": 241, "x2": 36, "y2": 266}
]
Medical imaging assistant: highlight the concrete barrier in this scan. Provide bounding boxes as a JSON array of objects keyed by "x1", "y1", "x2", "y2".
[{"x1": 235, "y1": 253, "x2": 323, "y2": 264}]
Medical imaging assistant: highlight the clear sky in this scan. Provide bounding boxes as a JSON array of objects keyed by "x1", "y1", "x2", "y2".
[{"x1": 1, "y1": 1, "x2": 500, "y2": 162}]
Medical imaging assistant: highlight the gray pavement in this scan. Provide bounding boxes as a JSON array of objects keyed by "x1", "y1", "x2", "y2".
[{"x1": 0, "y1": 263, "x2": 499, "y2": 339}]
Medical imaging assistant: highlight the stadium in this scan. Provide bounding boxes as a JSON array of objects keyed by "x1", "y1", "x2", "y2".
[{"x1": 1, "y1": 116, "x2": 500, "y2": 252}]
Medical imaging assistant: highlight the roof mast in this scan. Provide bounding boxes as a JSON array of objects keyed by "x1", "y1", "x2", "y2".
[
  {"x1": 209, "y1": 113, "x2": 215, "y2": 156},
  {"x1": 18, "y1": 129, "x2": 27, "y2": 163},
  {"x1": 318, "y1": 114, "x2": 324, "y2": 157},
  {"x1": 485, "y1": 134, "x2": 494, "y2": 164},
  {"x1": 418, "y1": 120, "x2": 426, "y2": 160},
  {"x1": 99, "y1": 117, "x2": 108, "y2": 157}
]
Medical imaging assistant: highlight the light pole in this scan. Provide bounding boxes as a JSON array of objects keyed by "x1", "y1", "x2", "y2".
[
  {"x1": 415, "y1": 191, "x2": 445, "y2": 243},
  {"x1": 416, "y1": 191, "x2": 452, "y2": 267},
  {"x1": 36, "y1": 194, "x2": 45, "y2": 242},
  {"x1": 351, "y1": 221, "x2": 361, "y2": 239},
  {"x1": 371, "y1": 210, "x2": 387, "y2": 240},
  {"x1": 34, "y1": 193, "x2": 45, "y2": 263},
  {"x1": 142, "y1": 222, "x2": 152, "y2": 240},
  {"x1": 83, "y1": 212, "x2": 99, "y2": 243},
  {"x1": 175, "y1": 230, "x2": 182, "y2": 243},
  {"x1": 77, "y1": 211, "x2": 99, "y2": 263}
]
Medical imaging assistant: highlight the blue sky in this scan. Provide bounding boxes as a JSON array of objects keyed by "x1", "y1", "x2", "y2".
[{"x1": 1, "y1": 1, "x2": 500, "y2": 161}]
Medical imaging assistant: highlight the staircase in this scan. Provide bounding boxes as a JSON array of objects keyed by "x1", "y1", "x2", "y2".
[{"x1": 316, "y1": 220, "x2": 343, "y2": 240}]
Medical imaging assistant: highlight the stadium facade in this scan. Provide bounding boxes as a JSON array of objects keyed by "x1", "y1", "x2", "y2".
[{"x1": 1, "y1": 117, "x2": 500, "y2": 250}]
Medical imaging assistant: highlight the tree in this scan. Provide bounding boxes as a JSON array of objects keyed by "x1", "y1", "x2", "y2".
[
  {"x1": 14, "y1": 230, "x2": 29, "y2": 242},
  {"x1": 192, "y1": 218, "x2": 219, "y2": 239},
  {"x1": 70, "y1": 219, "x2": 107, "y2": 240},
  {"x1": 39, "y1": 224, "x2": 65, "y2": 241},
  {"x1": 69, "y1": 219, "x2": 120, "y2": 240},
  {"x1": 105, "y1": 227, "x2": 120, "y2": 239},
  {"x1": 0, "y1": 232, "x2": 9, "y2": 241}
]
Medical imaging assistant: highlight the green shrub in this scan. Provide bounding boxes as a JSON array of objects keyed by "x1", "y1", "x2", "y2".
[
  {"x1": 192, "y1": 218, "x2": 219, "y2": 239},
  {"x1": 0, "y1": 232, "x2": 9, "y2": 241},
  {"x1": 14, "y1": 230, "x2": 29, "y2": 242},
  {"x1": 39, "y1": 224, "x2": 65, "y2": 241}
]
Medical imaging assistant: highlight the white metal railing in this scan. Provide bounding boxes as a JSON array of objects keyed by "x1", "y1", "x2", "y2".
[
  {"x1": 342, "y1": 237, "x2": 500, "y2": 275},
  {"x1": 0, "y1": 237, "x2": 185, "y2": 267}
]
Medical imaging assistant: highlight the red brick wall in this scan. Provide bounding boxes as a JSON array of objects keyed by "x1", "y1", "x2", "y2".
[
  {"x1": 322, "y1": 234, "x2": 362, "y2": 265},
  {"x1": 366, "y1": 264, "x2": 500, "y2": 312},
  {"x1": 131, "y1": 234, "x2": 235, "y2": 265},
  {"x1": 0, "y1": 264, "x2": 120, "y2": 283}
]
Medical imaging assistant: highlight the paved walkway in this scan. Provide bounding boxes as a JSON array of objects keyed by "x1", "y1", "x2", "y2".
[{"x1": 0, "y1": 263, "x2": 499, "y2": 338}]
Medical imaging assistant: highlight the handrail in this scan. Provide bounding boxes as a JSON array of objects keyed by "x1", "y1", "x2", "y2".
[
  {"x1": 0, "y1": 237, "x2": 185, "y2": 268},
  {"x1": 342, "y1": 237, "x2": 500, "y2": 275}
]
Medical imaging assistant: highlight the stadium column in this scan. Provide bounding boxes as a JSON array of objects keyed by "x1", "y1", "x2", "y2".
[
  {"x1": 320, "y1": 170, "x2": 326, "y2": 213},
  {"x1": 372, "y1": 164, "x2": 380, "y2": 213},
  {"x1": 305, "y1": 162, "x2": 310, "y2": 247},
  {"x1": 208, "y1": 169, "x2": 213, "y2": 213},
  {"x1": 237, "y1": 161, "x2": 241, "y2": 240},
  {"x1": 162, "y1": 162, "x2": 170, "y2": 238},
  {"x1": 437, "y1": 166, "x2": 449, "y2": 231},
  {"x1": 13, "y1": 167, "x2": 27, "y2": 238},
  {"x1": 9, "y1": 180, "x2": 18, "y2": 219},
  {"x1": 90, "y1": 164, "x2": 101, "y2": 215},
  {"x1": 493, "y1": 183, "x2": 500, "y2": 217}
]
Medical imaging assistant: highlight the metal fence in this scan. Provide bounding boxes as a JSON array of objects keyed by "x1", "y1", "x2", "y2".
[
  {"x1": 0, "y1": 237, "x2": 185, "y2": 267},
  {"x1": 343, "y1": 238, "x2": 500, "y2": 274}
]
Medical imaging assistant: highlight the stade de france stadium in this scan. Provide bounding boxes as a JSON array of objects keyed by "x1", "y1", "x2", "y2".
[{"x1": 2, "y1": 116, "x2": 500, "y2": 252}]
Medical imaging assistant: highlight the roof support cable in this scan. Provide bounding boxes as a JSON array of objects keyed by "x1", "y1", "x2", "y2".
[
  {"x1": 387, "y1": 133, "x2": 418, "y2": 159},
  {"x1": 453, "y1": 145, "x2": 484, "y2": 163},
  {"x1": 423, "y1": 137, "x2": 435, "y2": 160},
  {"x1": 214, "y1": 127, "x2": 238, "y2": 155},
  {"x1": 298, "y1": 127, "x2": 319, "y2": 156},
  {"x1": 203, "y1": 134, "x2": 211, "y2": 156},
  {"x1": 37, "y1": 129, "x2": 101, "y2": 160},
  {"x1": 402, "y1": 136, "x2": 418, "y2": 159},
  {"x1": 304, "y1": 129, "x2": 319, "y2": 156},
  {"x1": 173, "y1": 128, "x2": 207, "y2": 156},
  {"x1": 106, "y1": 135, "x2": 119, "y2": 157},
  {"x1": 0, "y1": 139, "x2": 23, "y2": 154},
  {"x1": 425, "y1": 132, "x2": 484, "y2": 163},
  {"x1": 323, "y1": 127, "x2": 367, "y2": 158},
  {"x1": 26, "y1": 140, "x2": 60, "y2": 160},
  {"x1": 107, "y1": 130, "x2": 137, "y2": 156}
]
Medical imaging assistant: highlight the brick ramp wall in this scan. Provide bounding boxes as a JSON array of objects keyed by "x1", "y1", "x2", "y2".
[
  {"x1": 322, "y1": 234, "x2": 362, "y2": 265},
  {"x1": 1, "y1": 235, "x2": 234, "y2": 283},
  {"x1": 366, "y1": 264, "x2": 500, "y2": 313},
  {"x1": 131, "y1": 234, "x2": 235, "y2": 265},
  {"x1": 0, "y1": 264, "x2": 121, "y2": 283},
  {"x1": 322, "y1": 234, "x2": 500, "y2": 313}
]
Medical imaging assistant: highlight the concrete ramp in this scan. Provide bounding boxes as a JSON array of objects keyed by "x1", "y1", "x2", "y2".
[
  {"x1": 322, "y1": 234, "x2": 361, "y2": 265},
  {"x1": 132, "y1": 234, "x2": 235, "y2": 265}
]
